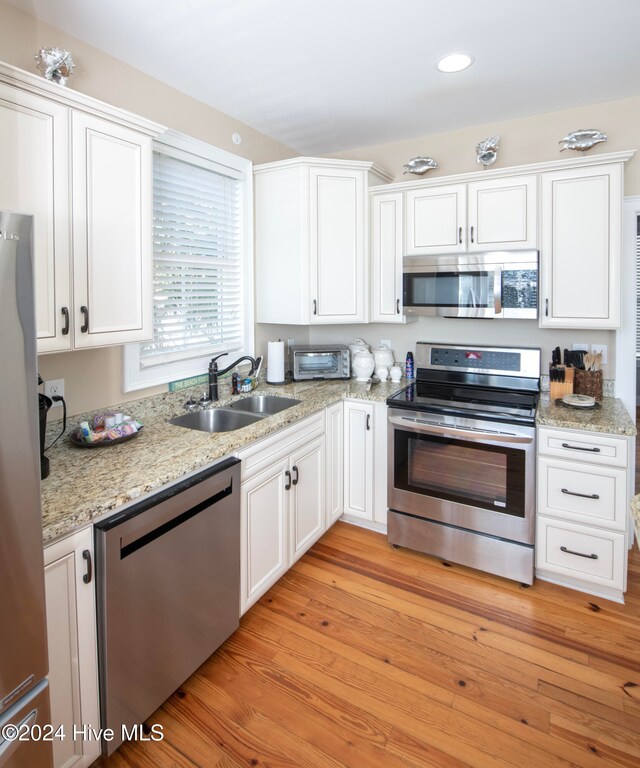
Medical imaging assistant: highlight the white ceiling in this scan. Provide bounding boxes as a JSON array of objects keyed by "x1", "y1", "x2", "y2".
[{"x1": 10, "y1": 0, "x2": 640, "y2": 154}]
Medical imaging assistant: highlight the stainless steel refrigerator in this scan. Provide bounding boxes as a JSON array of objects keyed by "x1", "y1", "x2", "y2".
[{"x1": 0, "y1": 211, "x2": 53, "y2": 768}]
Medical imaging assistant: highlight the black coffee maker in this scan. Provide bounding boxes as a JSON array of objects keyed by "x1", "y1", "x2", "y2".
[{"x1": 38, "y1": 374, "x2": 66, "y2": 479}]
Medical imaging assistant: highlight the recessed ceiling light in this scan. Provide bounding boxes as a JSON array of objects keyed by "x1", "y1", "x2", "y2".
[{"x1": 437, "y1": 53, "x2": 473, "y2": 73}]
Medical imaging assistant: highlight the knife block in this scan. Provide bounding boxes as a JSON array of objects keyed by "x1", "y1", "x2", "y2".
[
  {"x1": 574, "y1": 369, "x2": 603, "y2": 401},
  {"x1": 549, "y1": 366, "x2": 574, "y2": 401}
]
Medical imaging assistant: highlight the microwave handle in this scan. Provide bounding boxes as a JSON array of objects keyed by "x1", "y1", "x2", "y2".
[{"x1": 493, "y1": 266, "x2": 502, "y2": 315}]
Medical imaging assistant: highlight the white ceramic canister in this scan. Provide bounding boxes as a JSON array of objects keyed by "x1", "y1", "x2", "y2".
[
  {"x1": 348, "y1": 338, "x2": 370, "y2": 376},
  {"x1": 352, "y1": 350, "x2": 375, "y2": 381},
  {"x1": 375, "y1": 366, "x2": 389, "y2": 381},
  {"x1": 389, "y1": 364, "x2": 403, "y2": 383},
  {"x1": 372, "y1": 344, "x2": 394, "y2": 369}
]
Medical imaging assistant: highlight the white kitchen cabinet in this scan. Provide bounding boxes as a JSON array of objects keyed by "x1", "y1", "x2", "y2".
[
  {"x1": 325, "y1": 401, "x2": 344, "y2": 526},
  {"x1": 44, "y1": 527, "x2": 100, "y2": 768},
  {"x1": 238, "y1": 411, "x2": 327, "y2": 613},
  {"x1": 343, "y1": 400, "x2": 388, "y2": 528},
  {"x1": 255, "y1": 157, "x2": 391, "y2": 325},
  {"x1": 405, "y1": 175, "x2": 537, "y2": 256},
  {"x1": 540, "y1": 163, "x2": 622, "y2": 329},
  {"x1": 536, "y1": 426, "x2": 631, "y2": 602},
  {"x1": 0, "y1": 61, "x2": 163, "y2": 353},
  {"x1": 370, "y1": 191, "x2": 406, "y2": 323}
]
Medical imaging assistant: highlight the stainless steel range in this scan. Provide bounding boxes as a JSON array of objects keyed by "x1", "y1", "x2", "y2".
[{"x1": 387, "y1": 343, "x2": 540, "y2": 584}]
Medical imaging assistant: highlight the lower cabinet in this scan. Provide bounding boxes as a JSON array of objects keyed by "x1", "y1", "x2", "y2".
[
  {"x1": 536, "y1": 426, "x2": 632, "y2": 602},
  {"x1": 343, "y1": 399, "x2": 388, "y2": 528},
  {"x1": 43, "y1": 527, "x2": 100, "y2": 768},
  {"x1": 238, "y1": 411, "x2": 327, "y2": 614},
  {"x1": 325, "y1": 401, "x2": 344, "y2": 526}
]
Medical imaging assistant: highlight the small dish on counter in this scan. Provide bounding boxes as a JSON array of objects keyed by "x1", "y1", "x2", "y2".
[
  {"x1": 562, "y1": 393, "x2": 596, "y2": 408},
  {"x1": 69, "y1": 411, "x2": 143, "y2": 447}
]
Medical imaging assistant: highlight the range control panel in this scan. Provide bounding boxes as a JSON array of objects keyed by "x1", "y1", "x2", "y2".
[{"x1": 416, "y1": 343, "x2": 540, "y2": 379}]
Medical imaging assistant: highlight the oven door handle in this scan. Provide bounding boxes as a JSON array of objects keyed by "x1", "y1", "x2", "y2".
[
  {"x1": 493, "y1": 265, "x2": 502, "y2": 315},
  {"x1": 388, "y1": 415, "x2": 534, "y2": 444}
]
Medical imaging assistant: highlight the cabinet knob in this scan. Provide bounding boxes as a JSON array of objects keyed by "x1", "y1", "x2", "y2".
[{"x1": 80, "y1": 305, "x2": 89, "y2": 333}]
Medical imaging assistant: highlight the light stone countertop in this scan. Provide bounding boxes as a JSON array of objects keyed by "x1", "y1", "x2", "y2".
[
  {"x1": 41, "y1": 378, "x2": 401, "y2": 545},
  {"x1": 535, "y1": 394, "x2": 637, "y2": 436}
]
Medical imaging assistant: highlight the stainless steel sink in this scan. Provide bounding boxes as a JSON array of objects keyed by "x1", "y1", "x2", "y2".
[
  {"x1": 169, "y1": 408, "x2": 263, "y2": 433},
  {"x1": 226, "y1": 395, "x2": 301, "y2": 415}
]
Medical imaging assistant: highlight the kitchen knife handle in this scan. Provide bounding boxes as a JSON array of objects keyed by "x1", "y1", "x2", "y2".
[
  {"x1": 458, "y1": 226, "x2": 462, "y2": 244},
  {"x1": 82, "y1": 549, "x2": 92, "y2": 584},
  {"x1": 285, "y1": 470, "x2": 292, "y2": 491},
  {"x1": 61, "y1": 306, "x2": 70, "y2": 335},
  {"x1": 80, "y1": 305, "x2": 89, "y2": 333}
]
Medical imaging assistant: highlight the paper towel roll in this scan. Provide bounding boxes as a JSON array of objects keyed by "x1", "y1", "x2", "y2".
[{"x1": 267, "y1": 340, "x2": 285, "y2": 383}]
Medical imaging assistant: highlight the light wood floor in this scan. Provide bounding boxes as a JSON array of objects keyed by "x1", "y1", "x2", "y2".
[{"x1": 94, "y1": 521, "x2": 640, "y2": 768}]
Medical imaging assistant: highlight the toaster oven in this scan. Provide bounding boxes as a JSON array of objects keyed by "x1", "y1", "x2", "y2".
[{"x1": 290, "y1": 345, "x2": 350, "y2": 381}]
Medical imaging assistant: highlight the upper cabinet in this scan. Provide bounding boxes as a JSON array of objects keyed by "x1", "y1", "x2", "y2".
[
  {"x1": 406, "y1": 175, "x2": 537, "y2": 256},
  {"x1": 540, "y1": 163, "x2": 623, "y2": 329},
  {"x1": 0, "y1": 62, "x2": 164, "y2": 353},
  {"x1": 255, "y1": 157, "x2": 392, "y2": 325}
]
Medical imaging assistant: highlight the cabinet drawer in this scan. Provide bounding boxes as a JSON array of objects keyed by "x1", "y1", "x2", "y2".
[
  {"x1": 537, "y1": 427, "x2": 628, "y2": 468},
  {"x1": 536, "y1": 516, "x2": 625, "y2": 589},
  {"x1": 538, "y1": 458, "x2": 627, "y2": 530}
]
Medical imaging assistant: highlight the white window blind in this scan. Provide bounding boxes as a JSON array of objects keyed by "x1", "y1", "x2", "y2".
[{"x1": 140, "y1": 152, "x2": 243, "y2": 367}]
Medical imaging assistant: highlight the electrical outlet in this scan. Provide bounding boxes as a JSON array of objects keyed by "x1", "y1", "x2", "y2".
[
  {"x1": 380, "y1": 339, "x2": 391, "y2": 349},
  {"x1": 571, "y1": 343, "x2": 588, "y2": 352},
  {"x1": 44, "y1": 378, "x2": 64, "y2": 406},
  {"x1": 590, "y1": 344, "x2": 608, "y2": 365},
  {"x1": 287, "y1": 338, "x2": 295, "y2": 349}
]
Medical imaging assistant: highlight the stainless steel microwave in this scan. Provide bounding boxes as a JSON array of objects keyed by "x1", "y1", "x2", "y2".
[
  {"x1": 290, "y1": 344, "x2": 350, "y2": 381},
  {"x1": 403, "y1": 250, "x2": 538, "y2": 319}
]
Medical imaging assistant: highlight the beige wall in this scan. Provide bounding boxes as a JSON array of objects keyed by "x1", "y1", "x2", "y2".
[{"x1": 330, "y1": 96, "x2": 640, "y2": 193}]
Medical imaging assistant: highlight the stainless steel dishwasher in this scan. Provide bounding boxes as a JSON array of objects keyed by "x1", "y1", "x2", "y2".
[{"x1": 94, "y1": 456, "x2": 241, "y2": 756}]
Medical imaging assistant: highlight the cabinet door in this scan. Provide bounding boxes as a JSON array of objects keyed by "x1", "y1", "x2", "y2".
[
  {"x1": 241, "y1": 457, "x2": 290, "y2": 614},
  {"x1": 44, "y1": 528, "x2": 100, "y2": 768},
  {"x1": 71, "y1": 112, "x2": 153, "y2": 347},
  {"x1": 0, "y1": 84, "x2": 71, "y2": 352},
  {"x1": 290, "y1": 436, "x2": 326, "y2": 563},
  {"x1": 540, "y1": 164, "x2": 622, "y2": 328},
  {"x1": 343, "y1": 401, "x2": 374, "y2": 520},
  {"x1": 371, "y1": 191, "x2": 404, "y2": 322},
  {"x1": 326, "y1": 402, "x2": 344, "y2": 527},
  {"x1": 405, "y1": 185, "x2": 466, "y2": 255},
  {"x1": 467, "y1": 175, "x2": 537, "y2": 251},
  {"x1": 310, "y1": 167, "x2": 366, "y2": 323}
]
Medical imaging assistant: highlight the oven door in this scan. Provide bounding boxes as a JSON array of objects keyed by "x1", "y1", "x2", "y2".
[
  {"x1": 403, "y1": 264, "x2": 502, "y2": 318},
  {"x1": 388, "y1": 409, "x2": 535, "y2": 544}
]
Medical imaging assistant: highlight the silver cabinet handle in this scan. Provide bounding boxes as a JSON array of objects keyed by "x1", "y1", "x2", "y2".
[
  {"x1": 561, "y1": 442, "x2": 601, "y2": 453},
  {"x1": 292, "y1": 465, "x2": 299, "y2": 486},
  {"x1": 560, "y1": 545, "x2": 598, "y2": 560},
  {"x1": 561, "y1": 488, "x2": 600, "y2": 500},
  {"x1": 285, "y1": 470, "x2": 292, "y2": 491}
]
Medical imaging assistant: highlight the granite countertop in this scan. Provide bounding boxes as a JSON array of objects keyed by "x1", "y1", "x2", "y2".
[
  {"x1": 41, "y1": 378, "x2": 401, "y2": 545},
  {"x1": 535, "y1": 393, "x2": 637, "y2": 436}
]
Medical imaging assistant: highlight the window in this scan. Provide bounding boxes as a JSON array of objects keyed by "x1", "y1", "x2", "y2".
[
  {"x1": 636, "y1": 214, "x2": 640, "y2": 355},
  {"x1": 124, "y1": 131, "x2": 253, "y2": 391}
]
